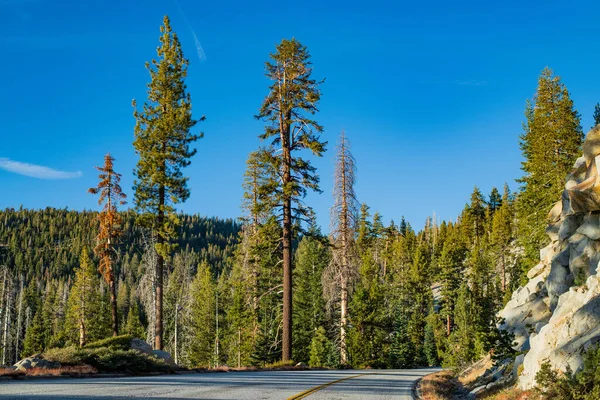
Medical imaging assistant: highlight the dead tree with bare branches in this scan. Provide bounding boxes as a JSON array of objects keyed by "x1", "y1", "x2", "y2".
[{"x1": 324, "y1": 131, "x2": 359, "y2": 365}]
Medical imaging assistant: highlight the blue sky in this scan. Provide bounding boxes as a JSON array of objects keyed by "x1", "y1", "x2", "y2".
[{"x1": 1, "y1": 0, "x2": 600, "y2": 231}]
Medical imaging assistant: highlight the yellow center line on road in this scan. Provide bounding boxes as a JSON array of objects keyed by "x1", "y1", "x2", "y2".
[{"x1": 287, "y1": 373, "x2": 371, "y2": 400}]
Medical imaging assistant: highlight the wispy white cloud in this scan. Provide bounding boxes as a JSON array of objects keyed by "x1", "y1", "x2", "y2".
[
  {"x1": 455, "y1": 80, "x2": 488, "y2": 87},
  {"x1": 0, "y1": 158, "x2": 82, "y2": 180},
  {"x1": 174, "y1": 0, "x2": 206, "y2": 62}
]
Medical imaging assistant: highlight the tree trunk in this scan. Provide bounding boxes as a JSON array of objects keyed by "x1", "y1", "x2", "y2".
[
  {"x1": 15, "y1": 278, "x2": 23, "y2": 363},
  {"x1": 237, "y1": 328, "x2": 241, "y2": 368},
  {"x1": 79, "y1": 318, "x2": 86, "y2": 347},
  {"x1": 281, "y1": 110, "x2": 293, "y2": 362},
  {"x1": 340, "y1": 277, "x2": 348, "y2": 365},
  {"x1": 174, "y1": 304, "x2": 179, "y2": 365},
  {"x1": 446, "y1": 315, "x2": 451, "y2": 336},
  {"x1": 2, "y1": 287, "x2": 11, "y2": 365},
  {"x1": 155, "y1": 252, "x2": 164, "y2": 350},
  {"x1": 110, "y1": 278, "x2": 118, "y2": 336},
  {"x1": 282, "y1": 195, "x2": 292, "y2": 361},
  {"x1": 501, "y1": 251, "x2": 506, "y2": 293}
]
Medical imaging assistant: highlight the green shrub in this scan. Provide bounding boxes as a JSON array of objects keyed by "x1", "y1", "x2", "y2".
[
  {"x1": 43, "y1": 346, "x2": 87, "y2": 365},
  {"x1": 264, "y1": 360, "x2": 296, "y2": 369},
  {"x1": 535, "y1": 346, "x2": 600, "y2": 400},
  {"x1": 535, "y1": 361, "x2": 574, "y2": 399},
  {"x1": 43, "y1": 343, "x2": 172, "y2": 374},
  {"x1": 89, "y1": 349, "x2": 170, "y2": 373},
  {"x1": 84, "y1": 335, "x2": 134, "y2": 350}
]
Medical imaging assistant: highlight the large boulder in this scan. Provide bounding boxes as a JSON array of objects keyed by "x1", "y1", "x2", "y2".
[
  {"x1": 497, "y1": 126, "x2": 600, "y2": 390},
  {"x1": 152, "y1": 350, "x2": 175, "y2": 366},
  {"x1": 13, "y1": 356, "x2": 60, "y2": 371},
  {"x1": 129, "y1": 338, "x2": 176, "y2": 366},
  {"x1": 130, "y1": 338, "x2": 153, "y2": 356},
  {"x1": 519, "y1": 275, "x2": 600, "y2": 389},
  {"x1": 499, "y1": 268, "x2": 551, "y2": 352}
]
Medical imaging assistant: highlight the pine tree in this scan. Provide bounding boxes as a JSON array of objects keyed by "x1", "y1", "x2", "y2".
[
  {"x1": 439, "y1": 232, "x2": 462, "y2": 336},
  {"x1": 249, "y1": 326, "x2": 280, "y2": 367},
  {"x1": 517, "y1": 67, "x2": 583, "y2": 270},
  {"x1": 256, "y1": 38, "x2": 326, "y2": 361},
  {"x1": 468, "y1": 186, "x2": 487, "y2": 241},
  {"x1": 39, "y1": 283, "x2": 57, "y2": 349},
  {"x1": 188, "y1": 262, "x2": 216, "y2": 368},
  {"x1": 325, "y1": 131, "x2": 358, "y2": 364},
  {"x1": 132, "y1": 16, "x2": 203, "y2": 350},
  {"x1": 389, "y1": 311, "x2": 414, "y2": 368},
  {"x1": 356, "y1": 204, "x2": 373, "y2": 253},
  {"x1": 242, "y1": 149, "x2": 278, "y2": 227},
  {"x1": 293, "y1": 230, "x2": 329, "y2": 363},
  {"x1": 88, "y1": 153, "x2": 127, "y2": 337},
  {"x1": 22, "y1": 308, "x2": 44, "y2": 357},
  {"x1": 491, "y1": 184, "x2": 514, "y2": 294},
  {"x1": 124, "y1": 301, "x2": 145, "y2": 339},
  {"x1": 468, "y1": 242, "x2": 496, "y2": 357},
  {"x1": 406, "y1": 244, "x2": 431, "y2": 365},
  {"x1": 488, "y1": 187, "x2": 502, "y2": 214},
  {"x1": 424, "y1": 319, "x2": 439, "y2": 366},
  {"x1": 348, "y1": 245, "x2": 393, "y2": 368},
  {"x1": 224, "y1": 149, "x2": 280, "y2": 367},
  {"x1": 308, "y1": 326, "x2": 330, "y2": 368},
  {"x1": 593, "y1": 103, "x2": 600, "y2": 128},
  {"x1": 444, "y1": 282, "x2": 474, "y2": 367},
  {"x1": 225, "y1": 260, "x2": 255, "y2": 368},
  {"x1": 65, "y1": 250, "x2": 106, "y2": 347}
]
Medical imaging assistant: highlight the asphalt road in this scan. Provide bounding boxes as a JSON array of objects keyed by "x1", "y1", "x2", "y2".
[{"x1": 0, "y1": 368, "x2": 440, "y2": 399}]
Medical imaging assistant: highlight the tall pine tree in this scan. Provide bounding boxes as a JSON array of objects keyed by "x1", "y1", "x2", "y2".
[
  {"x1": 132, "y1": 16, "x2": 203, "y2": 350},
  {"x1": 256, "y1": 38, "x2": 325, "y2": 361},
  {"x1": 517, "y1": 67, "x2": 583, "y2": 270}
]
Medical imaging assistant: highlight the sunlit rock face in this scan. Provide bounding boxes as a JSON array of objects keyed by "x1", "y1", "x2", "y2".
[{"x1": 500, "y1": 127, "x2": 600, "y2": 390}]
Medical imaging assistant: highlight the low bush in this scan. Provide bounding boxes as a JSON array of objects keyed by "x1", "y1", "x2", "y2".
[
  {"x1": 535, "y1": 345, "x2": 600, "y2": 399},
  {"x1": 43, "y1": 346, "x2": 86, "y2": 365},
  {"x1": 264, "y1": 360, "x2": 296, "y2": 369},
  {"x1": 84, "y1": 335, "x2": 134, "y2": 351},
  {"x1": 90, "y1": 348, "x2": 170, "y2": 373},
  {"x1": 43, "y1": 344, "x2": 172, "y2": 374}
]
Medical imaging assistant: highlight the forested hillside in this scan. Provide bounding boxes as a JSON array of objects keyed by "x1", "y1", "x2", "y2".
[
  {"x1": 0, "y1": 187, "x2": 518, "y2": 369},
  {"x1": 0, "y1": 208, "x2": 240, "y2": 365}
]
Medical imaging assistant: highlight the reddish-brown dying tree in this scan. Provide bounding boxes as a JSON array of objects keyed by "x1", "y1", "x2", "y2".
[{"x1": 88, "y1": 153, "x2": 127, "y2": 337}]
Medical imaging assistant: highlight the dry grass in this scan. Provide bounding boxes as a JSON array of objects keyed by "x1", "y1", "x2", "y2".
[
  {"x1": 27, "y1": 365, "x2": 98, "y2": 376},
  {"x1": 0, "y1": 367, "x2": 25, "y2": 377},
  {"x1": 419, "y1": 370, "x2": 465, "y2": 400},
  {"x1": 208, "y1": 366, "x2": 231, "y2": 372},
  {"x1": 0, "y1": 365, "x2": 97, "y2": 378},
  {"x1": 480, "y1": 387, "x2": 538, "y2": 400},
  {"x1": 230, "y1": 366, "x2": 257, "y2": 371},
  {"x1": 459, "y1": 354, "x2": 494, "y2": 388}
]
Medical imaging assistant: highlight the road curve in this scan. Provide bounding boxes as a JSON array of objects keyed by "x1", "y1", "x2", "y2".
[{"x1": 0, "y1": 368, "x2": 440, "y2": 399}]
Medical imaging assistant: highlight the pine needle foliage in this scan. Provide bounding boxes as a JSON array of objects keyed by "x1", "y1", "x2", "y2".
[
  {"x1": 255, "y1": 38, "x2": 326, "y2": 361},
  {"x1": 516, "y1": 67, "x2": 583, "y2": 270},
  {"x1": 132, "y1": 16, "x2": 203, "y2": 350}
]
